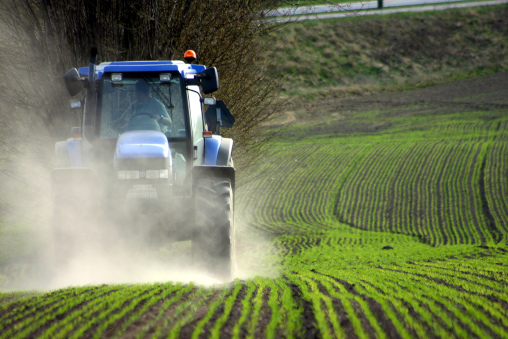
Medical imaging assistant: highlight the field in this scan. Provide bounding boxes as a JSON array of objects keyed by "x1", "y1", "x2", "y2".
[
  {"x1": 1, "y1": 70, "x2": 507, "y2": 339},
  {"x1": 2, "y1": 6, "x2": 508, "y2": 339}
]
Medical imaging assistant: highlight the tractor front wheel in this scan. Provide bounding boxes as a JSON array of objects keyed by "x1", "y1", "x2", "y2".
[{"x1": 192, "y1": 177, "x2": 235, "y2": 281}]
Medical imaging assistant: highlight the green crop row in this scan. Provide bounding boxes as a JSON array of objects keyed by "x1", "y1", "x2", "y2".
[
  {"x1": 0, "y1": 237, "x2": 506, "y2": 337},
  {"x1": 486, "y1": 141, "x2": 508, "y2": 241},
  {"x1": 279, "y1": 243, "x2": 508, "y2": 338},
  {"x1": 239, "y1": 112, "x2": 508, "y2": 247},
  {"x1": 1, "y1": 285, "x2": 127, "y2": 339},
  {"x1": 237, "y1": 141, "x2": 359, "y2": 234},
  {"x1": 338, "y1": 140, "x2": 494, "y2": 245}
]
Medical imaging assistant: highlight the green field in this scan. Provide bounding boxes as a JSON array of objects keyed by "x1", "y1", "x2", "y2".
[
  {"x1": 1, "y1": 5, "x2": 508, "y2": 339},
  {"x1": 1, "y1": 72, "x2": 507, "y2": 338}
]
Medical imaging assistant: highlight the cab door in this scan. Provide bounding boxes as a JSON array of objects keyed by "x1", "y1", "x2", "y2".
[{"x1": 187, "y1": 86, "x2": 205, "y2": 166}]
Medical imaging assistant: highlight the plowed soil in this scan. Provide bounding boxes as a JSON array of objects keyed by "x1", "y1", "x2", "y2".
[{"x1": 279, "y1": 71, "x2": 508, "y2": 135}]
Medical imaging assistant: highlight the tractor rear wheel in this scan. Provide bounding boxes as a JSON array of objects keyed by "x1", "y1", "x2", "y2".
[{"x1": 192, "y1": 177, "x2": 235, "y2": 280}]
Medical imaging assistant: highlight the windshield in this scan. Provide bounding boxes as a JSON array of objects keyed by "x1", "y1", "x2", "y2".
[{"x1": 99, "y1": 72, "x2": 186, "y2": 138}]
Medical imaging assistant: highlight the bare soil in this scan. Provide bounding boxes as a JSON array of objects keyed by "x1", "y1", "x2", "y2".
[{"x1": 276, "y1": 71, "x2": 508, "y2": 135}]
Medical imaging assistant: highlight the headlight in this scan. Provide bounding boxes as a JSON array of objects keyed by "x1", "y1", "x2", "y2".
[
  {"x1": 160, "y1": 73, "x2": 171, "y2": 82},
  {"x1": 117, "y1": 170, "x2": 140, "y2": 180},
  {"x1": 159, "y1": 169, "x2": 169, "y2": 179},
  {"x1": 146, "y1": 169, "x2": 170, "y2": 179},
  {"x1": 111, "y1": 73, "x2": 123, "y2": 82},
  {"x1": 118, "y1": 169, "x2": 169, "y2": 179}
]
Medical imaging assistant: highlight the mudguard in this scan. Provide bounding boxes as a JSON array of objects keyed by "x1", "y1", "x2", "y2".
[{"x1": 204, "y1": 136, "x2": 233, "y2": 166}]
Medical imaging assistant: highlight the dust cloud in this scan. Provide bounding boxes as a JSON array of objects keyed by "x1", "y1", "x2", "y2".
[
  {"x1": 43, "y1": 215, "x2": 229, "y2": 289},
  {"x1": 1, "y1": 146, "x2": 279, "y2": 291},
  {"x1": 42, "y1": 215, "x2": 279, "y2": 291},
  {"x1": 0, "y1": 16, "x2": 278, "y2": 292},
  {"x1": 234, "y1": 220, "x2": 281, "y2": 281},
  {"x1": 1, "y1": 175, "x2": 279, "y2": 291}
]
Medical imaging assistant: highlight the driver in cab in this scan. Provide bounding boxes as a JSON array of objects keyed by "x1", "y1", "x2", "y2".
[{"x1": 128, "y1": 81, "x2": 172, "y2": 131}]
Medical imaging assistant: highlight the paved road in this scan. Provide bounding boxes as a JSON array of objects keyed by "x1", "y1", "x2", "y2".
[
  {"x1": 267, "y1": 0, "x2": 508, "y2": 22},
  {"x1": 269, "y1": 0, "x2": 469, "y2": 16}
]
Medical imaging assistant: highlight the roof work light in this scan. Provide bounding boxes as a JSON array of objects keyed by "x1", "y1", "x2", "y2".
[{"x1": 184, "y1": 50, "x2": 197, "y2": 63}]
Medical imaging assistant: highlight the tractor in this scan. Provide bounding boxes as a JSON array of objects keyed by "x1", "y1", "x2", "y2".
[{"x1": 53, "y1": 49, "x2": 236, "y2": 279}]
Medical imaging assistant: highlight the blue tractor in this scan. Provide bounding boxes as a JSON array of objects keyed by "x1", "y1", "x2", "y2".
[{"x1": 53, "y1": 49, "x2": 236, "y2": 279}]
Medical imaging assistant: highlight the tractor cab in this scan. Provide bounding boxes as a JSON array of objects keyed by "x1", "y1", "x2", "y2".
[
  {"x1": 96, "y1": 71, "x2": 191, "y2": 186},
  {"x1": 61, "y1": 53, "x2": 224, "y2": 189}
]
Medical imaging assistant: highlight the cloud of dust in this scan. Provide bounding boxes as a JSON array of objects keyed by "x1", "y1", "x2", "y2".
[
  {"x1": 43, "y1": 210, "x2": 228, "y2": 289},
  {"x1": 0, "y1": 15, "x2": 279, "y2": 292},
  {"x1": 2, "y1": 151, "x2": 250, "y2": 291},
  {"x1": 234, "y1": 219, "x2": 281, "y2": 282},
  {"x1": 233, "y1": 176, "x2": 283, "y2": 281},
  {"x1": 26, "y1": 190, "x2": 280, "y2": 291},
  {"x1": 4, "y1": 174, "x2": 280, "y2": 291}
]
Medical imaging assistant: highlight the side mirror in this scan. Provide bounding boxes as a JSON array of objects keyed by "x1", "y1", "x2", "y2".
[
  {"x1": 63, "y1": 68, "x2": 84, "y2": 96},
  {"x1": 198, "y1": 67, "x2": 219, "y2": 94},
  {"x1": 205, "y1": 100, "x2": 235, "y2": 134}
]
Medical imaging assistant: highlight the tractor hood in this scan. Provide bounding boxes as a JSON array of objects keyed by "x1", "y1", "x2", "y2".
[{"x1": 114, "y1": 130, "x2": 171, "y2": 169}]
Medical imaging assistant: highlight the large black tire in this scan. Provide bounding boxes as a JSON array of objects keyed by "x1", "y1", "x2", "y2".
[{"x1": 192, "y1": 177, "x2": 236, "y2": 281}]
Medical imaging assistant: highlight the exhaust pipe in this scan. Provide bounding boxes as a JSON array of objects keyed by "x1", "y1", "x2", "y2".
[
  {"x1": 84, "y1": 47, "x2": 99, "y2": 141},
  {"x1": 88, "y1": 46, "x2": 98, "y2": 89}
]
